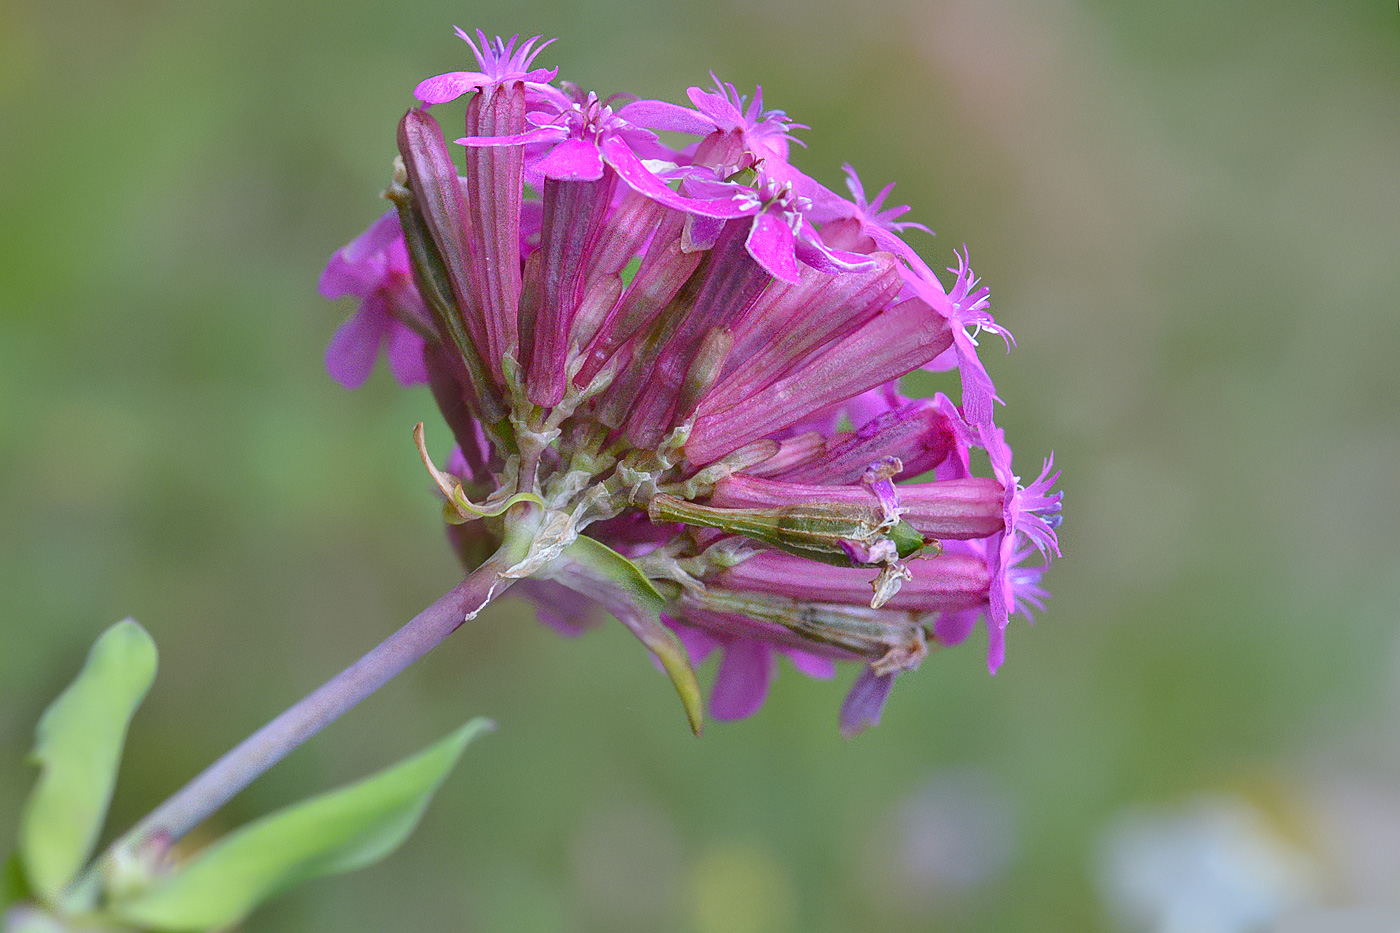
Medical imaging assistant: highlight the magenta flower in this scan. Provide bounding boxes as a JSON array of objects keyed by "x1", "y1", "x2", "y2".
[
  {"x1": 808, "y1": 164, "x2": 932, "y2": 265},
  {"x1": 902, "y1": 247, "x2": 1014, "y2": 430},
  {"x1": 413, "y1": 30, "x2": 558, "y2": 106},
  {"x1": 320, "y1": 30, "x2": 1062, "y2": 735},
  {"x1": 319, "y1": 210, "x2": 431, "y2": 388}
]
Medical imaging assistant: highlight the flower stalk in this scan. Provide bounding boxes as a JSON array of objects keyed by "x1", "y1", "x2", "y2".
[{"x1": 98, "y1": 520, "x2": 535, "y2": 881}]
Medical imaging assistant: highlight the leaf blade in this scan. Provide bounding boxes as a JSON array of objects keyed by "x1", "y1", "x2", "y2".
[
  {"x1": 113, "y1": 718, "x2": 493, "y2": 932},
  {"x1": 19, "y1": 620, "x2": 157, "y2": 904}
]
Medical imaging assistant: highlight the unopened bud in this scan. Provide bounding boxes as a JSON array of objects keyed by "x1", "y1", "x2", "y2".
[
  {"x1": 648, "y1": 493, "x2": 930, "y2": 568},
  {"x1": 682, "y1": 588, "x2": 928, "y2": 672}
]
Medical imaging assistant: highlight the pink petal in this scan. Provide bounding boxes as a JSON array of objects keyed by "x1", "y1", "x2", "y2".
[
  {"x1": 686, "y1": 84, "x2": 734, "y2": 127},
  {"x1": 384, "y1": 321, "x2": 429, "y2": 386},
  {"x1": 839, "y1": 667, "x2": 896, "y2": 737},
  {"x1": 533, "y1": 138, "x2": 605, "y2": 181},
  {"x1": 986, "y1": 621, "x2": 1007, "y2": 674},
  {"x1": 954, "y1": 333, "x2": 999, "y2": 429},
  {"x1": 745, "y1": 212, "x2": 800, "y2": 284},
  {"x1": 791, "y1": 230, "x2": 876, "y2": 276},
  {"x1": 784, "y1": 649, "x2": 836, "y2": 680},
  {"x1": 318, "y1": 211, "x2": 399, "y2": 298},
  {"x1": 324, "y1": 294, "x2": 389, "y2": 389},
  {"x1": 710, "y1": 640, "x2": 773, "y2": 720},
  {"x1": 682, "y1": 214, "x2": 725, "y2": 252},
  {"x1": 347, "y1": 209, "x2": 404, "y2": 258},
  {"x1": 515, "y1": 579, "x2": 600, "y2": 636},
  {"x1": 318, "y1": 250, "x2": 386, "y2": 299},
  {"x1": 414, "y1": 71, "x2": 489, "y2": 105},
  {"x1": 601, "y1": 137, "x2": 748, "y2": 219},
  {"x1": 671, "y1": 621, "x2": 720, "y2": 666},
  {"x1": 456, "y1": 126, "x2": 566, "y2": 148},
  {"x1": 616, "y1": 99, "x2": 717, "y2": 136},
  {"x1": 924, "y1": 344, "x2": 957, "y2": 373},
  {"x1": 933, "y1": 608, "x2": 981, "y2": 647}
]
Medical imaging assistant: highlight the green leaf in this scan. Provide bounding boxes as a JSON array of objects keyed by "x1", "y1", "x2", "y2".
[
  {"x1": 2, "y1": 852, "x2": 32, "y2": 913},
  {"x1": 112, "y1": 718, "x2": 494, "y2": 932},
  {"x1": 19, "y1": 620, "x2": 157, "y2": 904}
]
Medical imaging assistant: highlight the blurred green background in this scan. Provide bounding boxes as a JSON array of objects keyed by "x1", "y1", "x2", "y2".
[{"x1": 3, "y1": 1, "x2": 1399, "y2": 930}]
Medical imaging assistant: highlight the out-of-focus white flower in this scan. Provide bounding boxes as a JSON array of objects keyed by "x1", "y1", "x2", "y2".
[{"x1": 1096, "y1": 795, "x2": 1320, "y2": 933}]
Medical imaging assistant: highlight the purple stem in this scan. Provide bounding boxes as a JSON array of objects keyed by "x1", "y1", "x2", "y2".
[{"x1": 109, "y1": 549, "x2": 520, "y2": 858}]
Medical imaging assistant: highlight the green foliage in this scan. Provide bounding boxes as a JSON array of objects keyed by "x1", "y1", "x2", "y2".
[
  {"x1": 111, "y1": 719, "x2": 494, "y2": 932},
  {"x1": 7, "y1": 623, "x2": 493, "y2": 931},
  {"x1": 19, "y1": 621, "x2": 157, "y2": 905}
]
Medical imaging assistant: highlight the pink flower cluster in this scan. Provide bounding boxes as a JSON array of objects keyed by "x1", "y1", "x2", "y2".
[{"x1": 322, "y1": 31, "x2": 1061, "y2": 735}]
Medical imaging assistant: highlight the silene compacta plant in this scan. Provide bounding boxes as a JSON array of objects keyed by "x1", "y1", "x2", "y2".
[{"x1": 3, "y1": 29, "x2": 1061, "y2": 931}]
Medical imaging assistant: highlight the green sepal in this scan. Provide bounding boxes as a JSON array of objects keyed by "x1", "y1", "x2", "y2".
[
  {"x1": 447, "y1": 489, "x2": 545, "y2": 522},
  {"x1": 888, "y1": 520, "x2": 931, "y2": 559},
  {"x1": 19, "y1": 620, "x2": 157, "y2": 905},
  {"x1": 561, "y1": 537, "x2": 704, "y2": 735},
  {"x1": 111, "y1": 718, "x2": 494, "y2": 932}
]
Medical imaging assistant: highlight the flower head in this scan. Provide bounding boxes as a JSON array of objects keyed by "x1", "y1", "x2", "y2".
[
  {"x1": 903, "y1": 247, "x2": 1014, "y2": 429},
  {"x1": 320, "y1": 30, "x2": 1062, "y2": 735},
  {"x1": 808, "y1": 165, "x2": 931, "y2": 264},
  {"x1": 686, "y1": 76, "x2": 806, "y2": 167},
  {"x1": 414, "y1": 30, "x2": 557, "y2": 105}
]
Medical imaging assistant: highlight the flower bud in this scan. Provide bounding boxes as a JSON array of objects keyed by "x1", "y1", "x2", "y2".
[{"x1": 647, "y1": 492, "x2": 930, "y2": 567}]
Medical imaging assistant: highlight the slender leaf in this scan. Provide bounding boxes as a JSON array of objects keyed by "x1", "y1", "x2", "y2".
[
  {"x1": 113, "y1": 718, "x2": 493, "y2": 931},
  {"x1": 19, "y1": 621, "x2": 157, "y2": 904}
]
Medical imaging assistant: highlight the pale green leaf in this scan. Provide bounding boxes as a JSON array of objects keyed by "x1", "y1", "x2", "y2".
[
  {"x1": 113, "y1": 718, "x2": 493, "y2": 931},
  {"x1": 19, "y1": 620, "x2": 157, "y2": 904}
]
